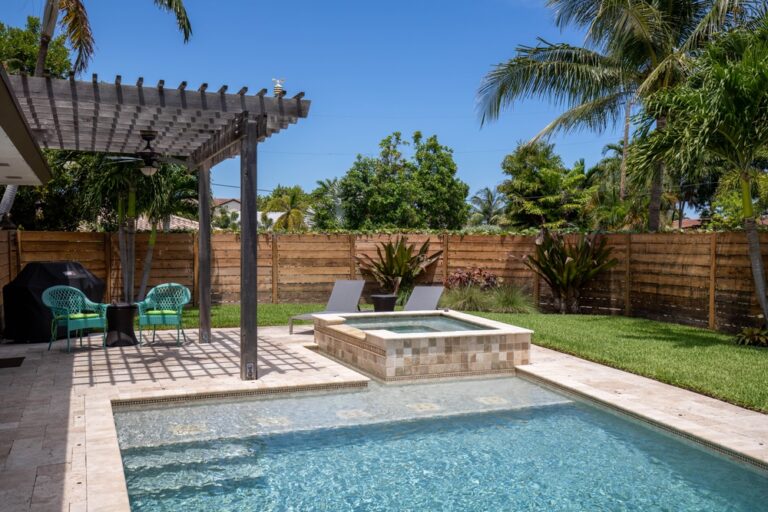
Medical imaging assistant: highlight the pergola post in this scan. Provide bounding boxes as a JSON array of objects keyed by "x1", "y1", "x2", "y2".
[
  {"x1": 240, "y1": 120, "x2": 259, "y2": 380},
  {"x1": 197, "y1": 161, "x2": 212, "y2": 344}
]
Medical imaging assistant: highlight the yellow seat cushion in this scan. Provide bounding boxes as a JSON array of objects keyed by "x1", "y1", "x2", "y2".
[
  {"x1": 146, "y1": 310, "x2": 178, "y2": 315},
  {"x1": 68, "y1": 313, "x2": 100, "y2": 320}
]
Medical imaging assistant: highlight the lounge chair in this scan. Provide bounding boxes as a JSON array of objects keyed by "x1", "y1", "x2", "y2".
[
  {"x1": 42, "y1": 285, "x2": 108, "y2": 352},
  {"x1": 403, "y1": 285, "x2": 444, "y2": 311},
  {"x1": 136, "y1": 283, "x2": 191, "y2": 345},
  {"x1": 289, "y1": 279, "x2": 365, "y2": 334}
]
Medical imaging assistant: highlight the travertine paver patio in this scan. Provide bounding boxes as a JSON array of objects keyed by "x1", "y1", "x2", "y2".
[
  {"x1": 1, "y1": 328, "x2": 766, "y2": 512},
  {"x1": 0, "y1": 327, "x2": 367, "y2": 512}
]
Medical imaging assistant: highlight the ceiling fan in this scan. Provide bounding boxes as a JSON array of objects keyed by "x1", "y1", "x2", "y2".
[{"x1": 106, "y1": 131, "x2": 186, "y2": 176}]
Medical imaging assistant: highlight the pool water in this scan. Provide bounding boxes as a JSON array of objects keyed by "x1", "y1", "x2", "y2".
[
  {"x1": 118, "y1": 380, "x2": 768, "y2": 511},
  {"x1": 343, "y1": 314, "x2": 489, "y2": 333}
]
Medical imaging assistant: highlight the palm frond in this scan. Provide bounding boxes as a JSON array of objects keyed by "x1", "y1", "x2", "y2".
[
  {"x1": 589, "y1": 0, "x2": 669, "y2": 52},
  {"x1": 635, "y1": 51, "x2": 691, "y2": 95},
  {"x1": 59, "y1": 0, "x2": 94, "y2": 74},
  {"x1": 478, "y1": 41, "x2": 625, "y2": 124},
  {"x1": 153, "y1": 0, "x2": 192, "y2": 41},
  {"x1": 531, "y1": 91, "x2": 627, "y2": 141},
  {"x1": 681, "y1": 0, "x2": 762, "y2": 52}
]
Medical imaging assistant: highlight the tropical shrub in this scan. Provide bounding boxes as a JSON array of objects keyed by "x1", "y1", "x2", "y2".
[
  {"x1": 444, "y1": 267, "x2": 499, "y2": 290},
  {"x1": 735, "y1": 327, "x2": 768, "y2": 348},
  {"x1": 357, "y1": 237, "x2": 442, "y2": 294},
  {"x1": 524, "y1": 230, "x2": 618, "y2": 314}
]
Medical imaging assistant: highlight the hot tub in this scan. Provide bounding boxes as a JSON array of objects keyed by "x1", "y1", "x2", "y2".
[{"x1": 313, "y1": 310, "x2": 532, "y2": 381}]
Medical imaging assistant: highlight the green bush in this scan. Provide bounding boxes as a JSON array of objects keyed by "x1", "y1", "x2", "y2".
[
  {"x1": 440, "y1": 284, "x2": 534, "y2": 313},
  {"x1": 735, "y1": 327, "x2": 768, "y2": 347}
]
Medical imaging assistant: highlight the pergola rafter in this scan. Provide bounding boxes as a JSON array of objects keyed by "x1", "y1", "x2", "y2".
[
  {"x1": 8, "y1": 72, "x2": 311, "y2": 380},
  {"x1": 9, "y1": 73, "x2": 307, "y2": 159}
]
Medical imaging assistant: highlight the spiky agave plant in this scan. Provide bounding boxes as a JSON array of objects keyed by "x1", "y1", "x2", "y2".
[
  {"x1": 357, "y1": 237, "x2": 442, "y2": 294},
  {"x1": 524, "y1": 230, "x2": 618, "y2": 314}
]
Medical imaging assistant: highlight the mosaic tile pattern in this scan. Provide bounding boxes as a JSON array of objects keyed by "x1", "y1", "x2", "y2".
[{"x1": 314, "y1": 312, "x2": 531, "y2": 381}]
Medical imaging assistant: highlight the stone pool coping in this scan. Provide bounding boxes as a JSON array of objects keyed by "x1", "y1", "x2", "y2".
[{"x1": 2, "y1": 326, "x2": 766, "y2": 511}]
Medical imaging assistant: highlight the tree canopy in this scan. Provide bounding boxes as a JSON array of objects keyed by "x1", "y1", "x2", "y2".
[
  {"x1": 0, "y1": 17, "x2": 71, "y2": 77},
  {"x1": 338, "y1": 132, "x2": 469, "y2": 230},
  {"x1": 498, "y1": 141, "x2": 589, "y2": 228}
]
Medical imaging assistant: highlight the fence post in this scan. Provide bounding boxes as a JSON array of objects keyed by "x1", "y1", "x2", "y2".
[
  {"x1": 624, "y1": 233, "x2": 632, "y2": 316},
  {"x1": 442, "y1": 233, "x2": 449, "y2": 282},
  {"x1": 7, "y1": 231, "x2": 14, "y2": 280},
  {"x1": 104, "y1": 233, "x2": 112, "y2": 302},
  {"x1": 15, "y1": 230, "x2": 22, "y2": 276},
  {"x1": 271, "y1": 234, "x2": 279, "y2": 304},
  {"x1": 708, "y1": 233, "x2": 717, "y2": 330},
  {"x1": 349, "y1": 234, "x2": 356, "y2": 278}
]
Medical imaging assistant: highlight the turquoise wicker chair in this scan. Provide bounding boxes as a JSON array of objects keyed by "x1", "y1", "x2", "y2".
[
  {"x1": 136, "y1": 283, "x2": 191, "y2": 345},
  {"x1": 41, "y1": 285, "x2": 108, "y2": 352}
]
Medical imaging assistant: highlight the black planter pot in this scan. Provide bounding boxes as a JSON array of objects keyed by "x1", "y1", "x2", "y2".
[{"x1": 370, "y1": 293, "x2": 398, "y2": 312}]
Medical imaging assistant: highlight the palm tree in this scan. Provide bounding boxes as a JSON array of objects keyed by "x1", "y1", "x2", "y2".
[
  {"x1": 36, "y1": 0, "x2": 191, "y2": 76},
  {"x1": 635, "y1": 20, "x2": 768, "y2": 321},
  {"x1": 478, "y1": 0, "x2": 760, "y2": 231},
  {"x1": 313, "y1": 177, "x2": 344, "y2": 227},
  {"x1": 82, "y1": 162, "x2": 145, "y2": 303},
  {"x1": 272, "y1": 189, "x2": 307, "y2": 231},
  {"x1": 0, "y1": 0, "x2": 192, "y2": 219},
  {"x1": 469, "y1": 187, "x2": 506, "y2": 226},
  {"x1": 138, "y1": 166, "x2": 197, "y2": 299}
]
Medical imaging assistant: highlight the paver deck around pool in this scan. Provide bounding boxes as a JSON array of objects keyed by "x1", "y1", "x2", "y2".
[{"x1": 0, "y1": 327, "x2": 766, "y2": 511}]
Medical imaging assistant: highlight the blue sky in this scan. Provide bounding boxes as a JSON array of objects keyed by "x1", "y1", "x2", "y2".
[{"x1": 4, "y1": 0, "x2": 621, "y2": 200}]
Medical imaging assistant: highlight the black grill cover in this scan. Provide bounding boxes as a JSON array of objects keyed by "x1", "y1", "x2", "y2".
[{"x1": 3, "y1": 261, "x2": 105, "y2": 342}]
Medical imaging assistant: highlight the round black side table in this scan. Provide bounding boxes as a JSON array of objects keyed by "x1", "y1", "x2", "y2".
[{"x1": 105, "y1": 303, "x2": 139, "y2": 347}]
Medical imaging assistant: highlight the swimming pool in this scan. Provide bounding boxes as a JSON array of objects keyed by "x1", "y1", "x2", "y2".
[{"x1": 115, "y1": 378, "x2": 768, "y2": 511}]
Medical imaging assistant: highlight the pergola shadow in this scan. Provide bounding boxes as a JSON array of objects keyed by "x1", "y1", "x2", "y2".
[{"x1": 67, "y1": 329, "x2": 325, "y2": 387}]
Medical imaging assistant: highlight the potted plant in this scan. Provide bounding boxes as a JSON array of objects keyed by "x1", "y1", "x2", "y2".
[{"x1": 357, "y1": 237, "x2": 443, "y2": 311}]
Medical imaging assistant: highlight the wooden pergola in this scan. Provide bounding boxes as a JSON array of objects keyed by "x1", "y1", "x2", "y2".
[{"x1": 8, "y1": 72, "x2": 311, "y2": 380}]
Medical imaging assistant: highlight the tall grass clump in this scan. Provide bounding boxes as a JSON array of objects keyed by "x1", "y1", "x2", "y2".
[
  {"x1": 440, "y1": 286, "x2": 491, "y2": 311},
  {"x1": 441, "y1": 267, "x2": 535, "y2": 313},
  {"x1": 489, "y1": 285, "x2": 535, "y2": 313}
]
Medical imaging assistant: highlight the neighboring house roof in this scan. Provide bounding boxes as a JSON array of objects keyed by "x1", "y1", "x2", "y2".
[
  {"x1": 0, "y1": 67, "x2": 51, "y2": 185},
  {"x1": 213, "y1": 198, "x2": 241, "y2": 208},
  {"x1": 137, "y1": 215, "x2": 199, "y2": 231},
  {"x1": 679, "y1": 218, "x2": 703, "y2": 229}
]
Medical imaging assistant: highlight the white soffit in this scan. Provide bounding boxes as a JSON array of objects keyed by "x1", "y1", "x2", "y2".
[{"x1": 0, "y1": 125, "x2": 44, "y2": 185}]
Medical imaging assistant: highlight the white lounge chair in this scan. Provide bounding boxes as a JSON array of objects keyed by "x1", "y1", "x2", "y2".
[
  {"x1": 403, "y1": 285, "x2": 444, "y2": 311},
  {"x1": 288, "y1": 280, "x2": 365, "y2": 334}
]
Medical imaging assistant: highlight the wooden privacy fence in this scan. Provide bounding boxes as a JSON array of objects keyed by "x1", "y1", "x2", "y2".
[{"x1": 0, "y1": 231, "x2": 766, "y2": 332}]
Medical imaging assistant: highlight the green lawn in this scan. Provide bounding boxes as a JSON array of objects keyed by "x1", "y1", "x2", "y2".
[{"x1": 183, "y1": 304, "x2": 768, "y2": 413}]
